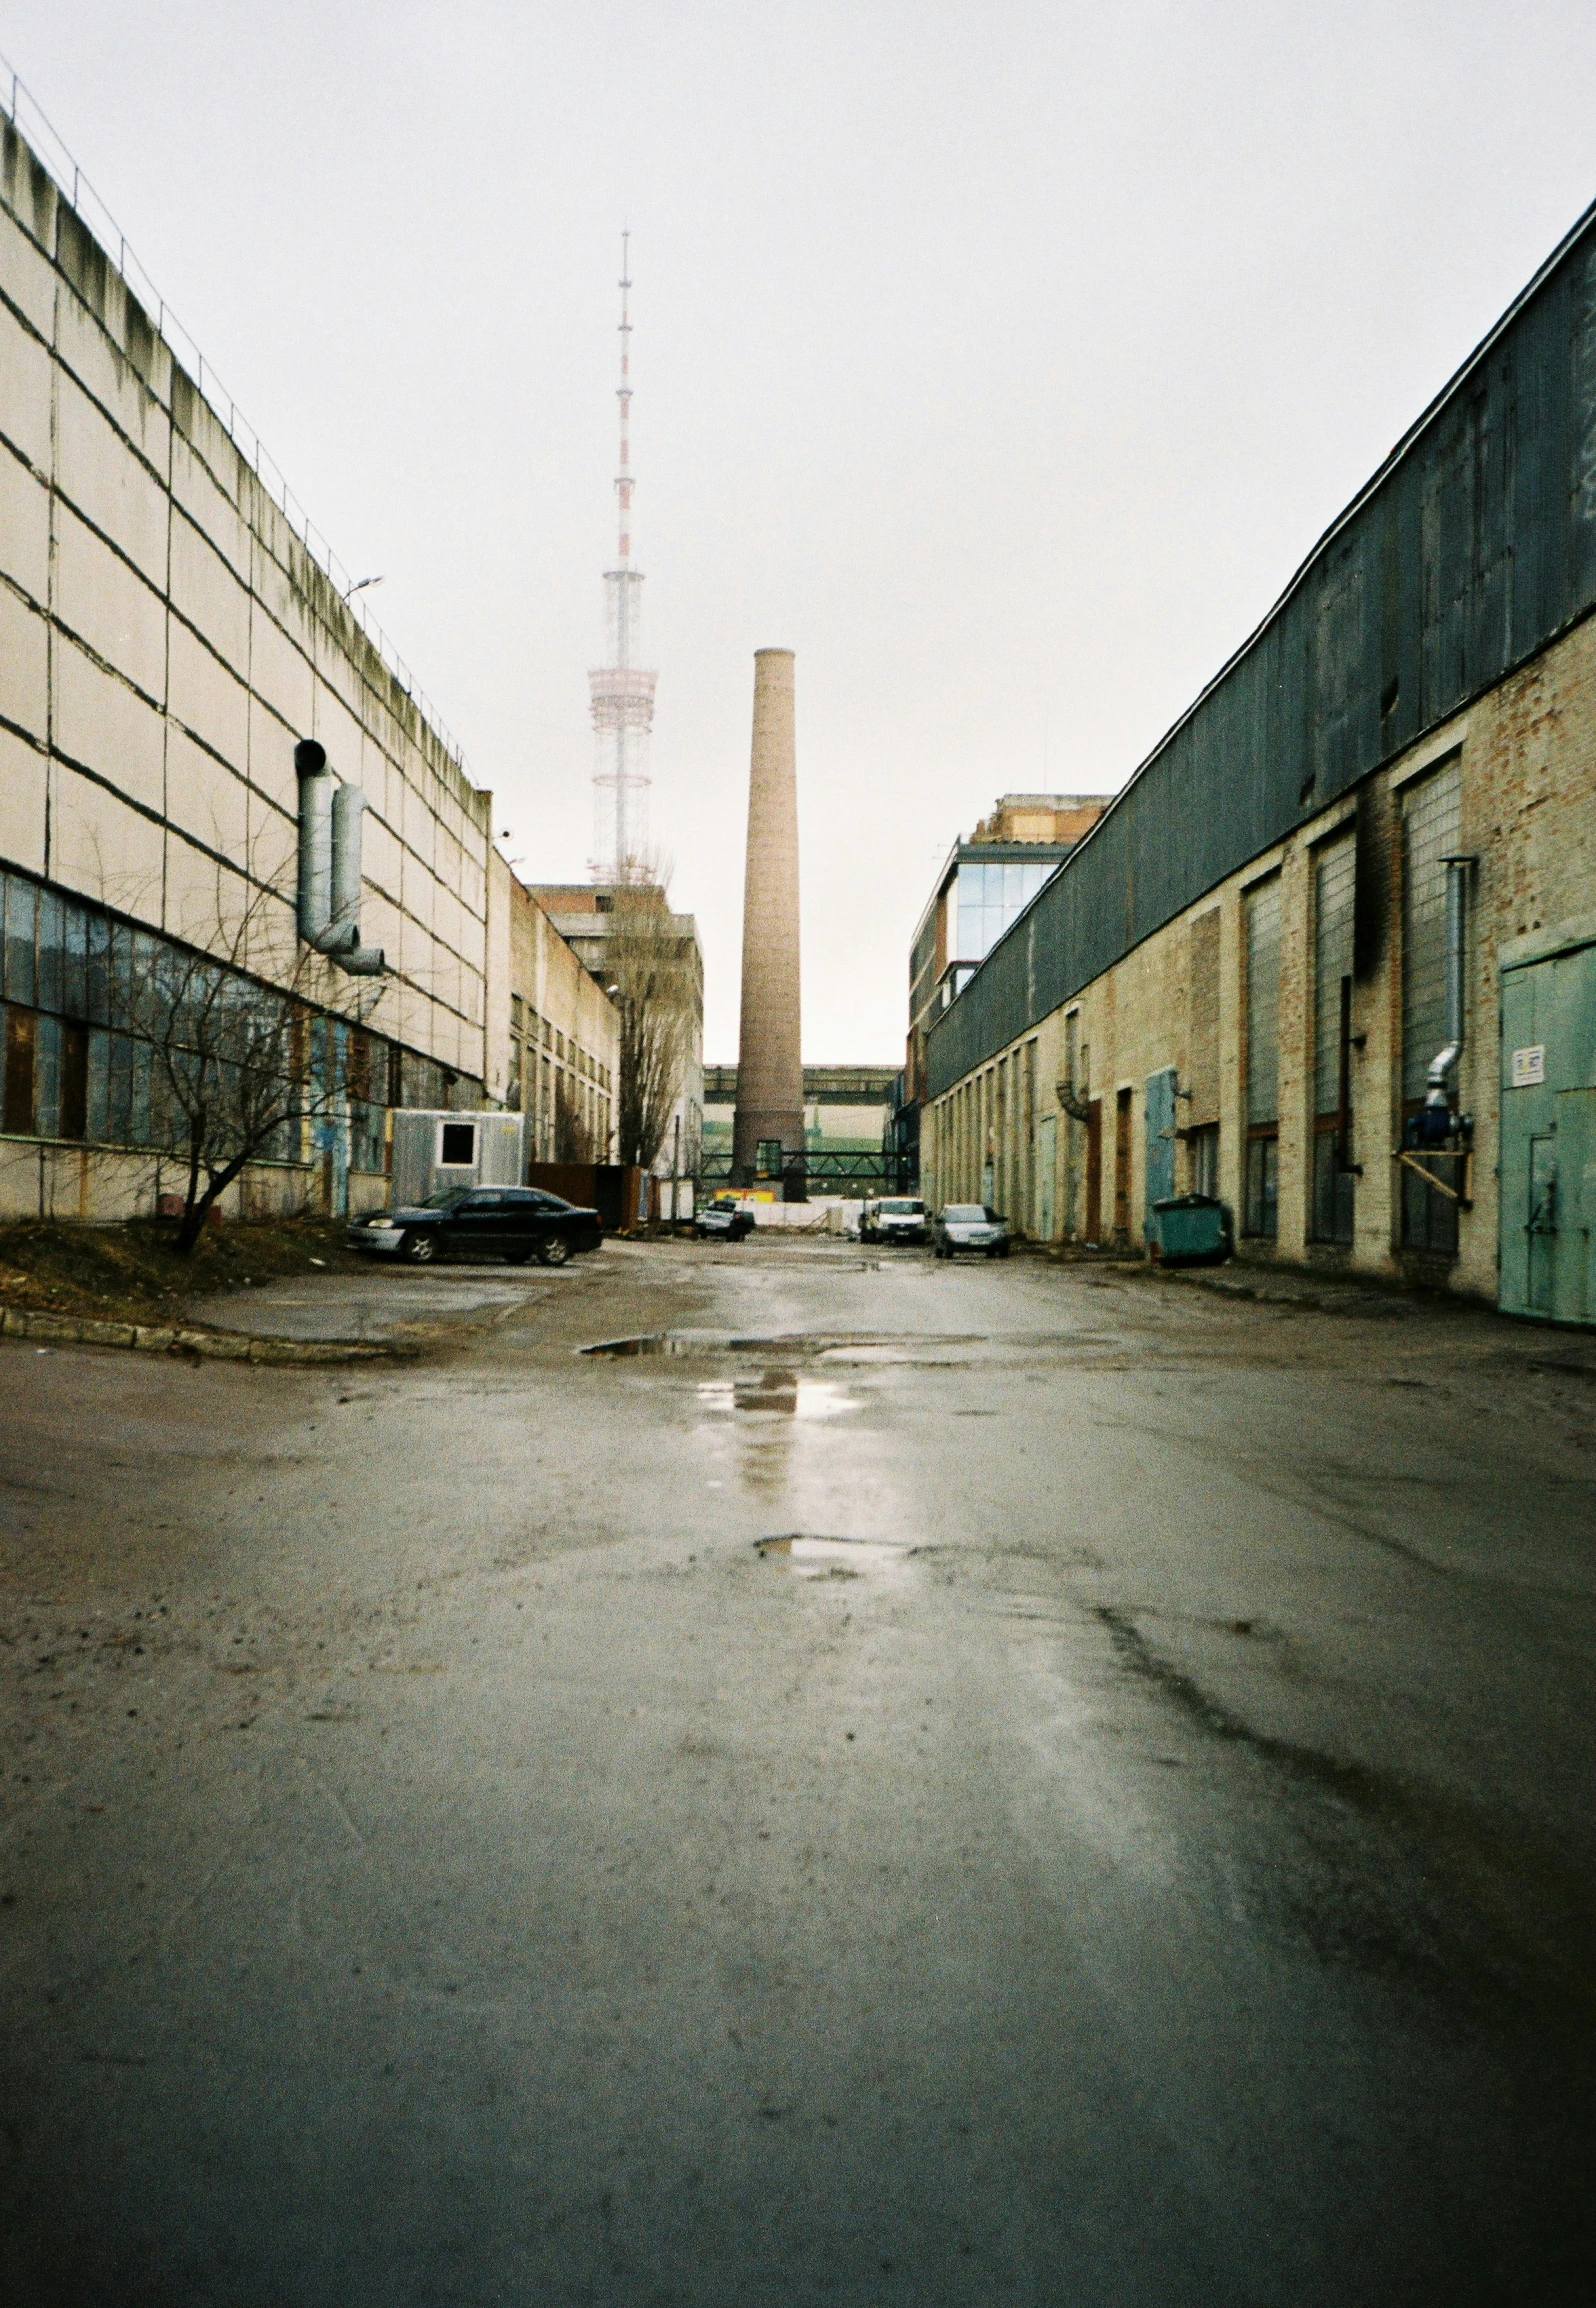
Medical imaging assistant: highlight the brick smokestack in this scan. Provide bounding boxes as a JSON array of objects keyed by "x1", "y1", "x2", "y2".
[{"x1": 733, "y1": 649, "x2": 804, "y2": 1192}]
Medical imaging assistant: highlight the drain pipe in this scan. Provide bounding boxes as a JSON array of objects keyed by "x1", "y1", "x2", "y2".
[{"x1": 294, "y1": 739, "x2": 385, "y2": 975}]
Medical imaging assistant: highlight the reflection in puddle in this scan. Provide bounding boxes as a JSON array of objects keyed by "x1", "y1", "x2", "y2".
[
  {"x1": 582, "y1": 1333, "x2": 703, "y2": 1357},
  {"x1": 697, "y1": 1370, "x2": 859, "y2": 1420},
  {"x1": 690, "y1": 1368, "x2": 862, "y2": 1498},
  {"x1": 755, "y1": 1534, "x2": 909, "y2": 1582}
]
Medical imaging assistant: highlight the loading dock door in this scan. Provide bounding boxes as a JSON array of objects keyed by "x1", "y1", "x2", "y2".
[{"x1": 1499, "y1": 938, "x2": 1596, "y2": 1325}]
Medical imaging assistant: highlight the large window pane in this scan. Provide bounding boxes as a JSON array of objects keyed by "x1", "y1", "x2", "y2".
[
  {"x1": 36, "y1": 889, "x2": 63, "y2": 1016},
  {"x1": 5, "y1": 876, "x2": 36, "y2": 1006},
  {"x1": 1401, "y1": 763, "x2": 1462, "y2": 1254},
  {"x1": 1402, "y1": 764, "x2": 1462, "y2": 1104},
  {"x1": 1244, "y1": 880, "x2": 1281, "y2": 1126},
  {"x1": 35, "y1": 1011, "x2": 61, "y2": 1138},
  {"x1": 63, "y1": 901, "x2": 89, "y2": 1020},
  {"x1": 1244, "y1": 1135, "x2": 1278, "y2": 1239},
  {"x1": 86, "y1": 913, "x2": 111, "y2": 1025},
  {"x1": 1312, "y1": 839, "x2": 1357, "y2": 1245},
  {"x1": 86, "y1": 1028, "x2": 111, "y2": 1142},
  {"x1": 1312, "y1": 1129, "x2": 1355, "y2": 1245},
  {"x1": 130, "y1": 1037, "x2": 154, "y2": 1147},
  {"x1": 59, "y1": 1021, "x2": 88, "y2": 1140},
  {"x1": 956, "y1": 864, "x2": 986, "y2": 958},
  {"x1": 1314, "y1": 842, "x2": 1356, "y2": 1115},
  {"x1": 109, "y1": 1032, "x2": 134, "y2": 1144},
  {"x1": 3, "y1": 1005, "x2": 37, "y2": 1134}
]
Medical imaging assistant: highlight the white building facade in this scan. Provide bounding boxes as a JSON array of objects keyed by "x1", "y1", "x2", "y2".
[{"x1": 0, "y1": 113, "x2": 494, "y2": 1220}]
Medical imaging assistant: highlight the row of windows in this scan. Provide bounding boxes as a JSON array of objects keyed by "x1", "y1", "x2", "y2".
[
  {"x1": 1, "y1": 998, "x2": 391, "y2": 1174},
  {"x1": 0, "y1": 869, "x2": 466, "y2": 1174},
  {"x1": 509, "y1": 992, "x2": 612, "y2": 1091}
]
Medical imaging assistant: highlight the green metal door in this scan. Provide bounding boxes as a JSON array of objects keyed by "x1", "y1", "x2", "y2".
[
  {"x1": 1556, "y1": 1087, "x2": 1596, "y2": 1324},
  {"x1": 1527, "y1": 1133, "x2": 1558, "y2": 1315},
  {"x1": 1499, "y1": 937, "x2": 1596, "y2": 1324}
]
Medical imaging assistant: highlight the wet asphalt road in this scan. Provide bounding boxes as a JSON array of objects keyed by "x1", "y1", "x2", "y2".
[{"x1": 3, "y1": 1238, "x2": 1596, "y2": 2306}]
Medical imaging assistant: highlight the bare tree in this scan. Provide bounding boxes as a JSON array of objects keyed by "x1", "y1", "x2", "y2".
[
  {"x1": 128, "y1": 871, "x2": 383, "y2": 1254},
  {"x1": 606, "y1": 873, "x2": 696, "y2": 1173}
]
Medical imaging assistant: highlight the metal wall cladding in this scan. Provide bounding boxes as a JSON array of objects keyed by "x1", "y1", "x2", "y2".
[{"x1": 927, "y1": 217, "x2": 1596, "y2": 1103}]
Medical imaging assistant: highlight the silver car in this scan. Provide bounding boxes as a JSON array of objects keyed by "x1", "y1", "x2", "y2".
[{"x1": 933, "y1": 1203, "x2": 1011, "y2": 1259}]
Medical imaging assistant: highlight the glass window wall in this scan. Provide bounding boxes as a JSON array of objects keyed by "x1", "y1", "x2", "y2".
[{"x1": 953, "y1": 859, "x2": 1057, "y2": 964}]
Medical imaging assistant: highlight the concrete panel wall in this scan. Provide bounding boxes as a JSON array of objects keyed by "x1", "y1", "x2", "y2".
[
  {"x1": 500, "y1": 864, "x2": 621, "y2": 1166},
  {"x1": 0, "y1": 113, "x2": 491, "y2": 1104}
]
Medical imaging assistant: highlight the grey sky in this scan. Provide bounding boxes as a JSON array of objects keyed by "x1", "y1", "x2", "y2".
[{"x1": 8, "y1": 1, "x2": 1596, "y2": 1062}]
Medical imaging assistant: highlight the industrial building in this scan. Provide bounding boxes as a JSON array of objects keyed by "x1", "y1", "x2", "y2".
[
  {"x1": 527, "y1": 883, "x2": 704, "y2": 1182},
  {"x1": 899, "y1": 793, "x2": 1109, "y2": 1184},
  {"x1": 922, "y1": 203, "x2": 1596, "y2": 1323},
  {"x1": 0, "y1": 105, "x2": 498, "y2": 1222},
  {"x1": 485, "y1": 856, "x2": 619, "y2": 1164}
]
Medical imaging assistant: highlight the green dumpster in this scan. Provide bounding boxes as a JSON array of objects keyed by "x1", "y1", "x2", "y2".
[{"x1": 1151, "y1": 1193, "x2": 1233, "y2": 1267}]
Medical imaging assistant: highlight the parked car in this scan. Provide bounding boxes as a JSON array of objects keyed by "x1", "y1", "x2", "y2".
[
  {"x1": 348, "y1": 1185, "x2": 603, "y2": 1267},
  {"x1": 860, "y1": 1197, "x2": 929, "y2": 1246},
  {"x1": 933, "y1": 1203, "x2": 1011, "y2": 1258},
  {"x1": 695, "y1": 1195, "x2": 755, "y2": 1242}
]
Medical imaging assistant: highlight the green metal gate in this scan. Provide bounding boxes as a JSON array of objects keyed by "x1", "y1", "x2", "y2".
[{"x1": 1499, "y1": 933, "x2": 1596, "y2": 1325}]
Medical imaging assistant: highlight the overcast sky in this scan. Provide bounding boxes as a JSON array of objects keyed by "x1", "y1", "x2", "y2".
[{"x1": 7, "y1": 2, "x2": 1596, "y2": 1061}]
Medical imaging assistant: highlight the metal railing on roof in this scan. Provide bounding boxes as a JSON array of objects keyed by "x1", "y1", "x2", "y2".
[{"x1": 0, "y1": 53, "x2": 473, "y2": 786}]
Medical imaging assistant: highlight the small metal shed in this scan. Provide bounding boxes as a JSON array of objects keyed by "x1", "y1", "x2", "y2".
[{"x1": 391, "y1": 1111, "x2": 525, "y2": 1209}]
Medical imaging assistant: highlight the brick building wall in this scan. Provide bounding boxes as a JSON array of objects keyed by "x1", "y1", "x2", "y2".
[{"x1": 924, "y1": 613, "x2": 1596, "y2": 1301}]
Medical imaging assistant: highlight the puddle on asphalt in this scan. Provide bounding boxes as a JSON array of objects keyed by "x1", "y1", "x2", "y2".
[
  {"x1": 755, "y1": 1533, "x2": 910, "y2": 1582},
  {"x1": 697, "y1": 1371, "x2": 859, "y2": 1420},
  {"x1": 581, "y1": 1330, "x2": 990, "y2": 1360}
]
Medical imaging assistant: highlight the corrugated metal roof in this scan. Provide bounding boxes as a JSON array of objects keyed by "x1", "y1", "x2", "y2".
[{"x1": 927, "y1": 192, "x2": 1596, "y2": 1100}]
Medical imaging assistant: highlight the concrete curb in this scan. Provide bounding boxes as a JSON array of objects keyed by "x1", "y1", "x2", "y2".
[{"x1": 0, "y1": 1304, "x2": 403, "y2": 1364}]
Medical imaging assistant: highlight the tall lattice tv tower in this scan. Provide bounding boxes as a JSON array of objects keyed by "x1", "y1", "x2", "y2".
[{"x1": 588, "y1": 231, "x2": 657, "y2": 880}]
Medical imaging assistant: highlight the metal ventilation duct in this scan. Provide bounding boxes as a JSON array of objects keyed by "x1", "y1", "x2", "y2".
[{"x1": 294, "y1": 739, "x2": 385, "y2": 976}]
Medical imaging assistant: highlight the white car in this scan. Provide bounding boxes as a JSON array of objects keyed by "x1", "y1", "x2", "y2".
[
  {"x1": 934, "y1": 1204, "x2": 1011, "y2": 1258},
  {"x1": 860, "y1": 1197, "x2": 929, "y2": 1245}
]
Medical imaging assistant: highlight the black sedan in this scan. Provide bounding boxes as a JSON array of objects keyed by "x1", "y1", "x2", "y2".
[{"x1": 348, "y1": 1186, "x2": 603, "y2": 1267}]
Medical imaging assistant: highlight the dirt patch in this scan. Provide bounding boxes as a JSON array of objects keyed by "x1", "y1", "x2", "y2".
[{"x1": 0, "y1": 1216, "x2": 370, "y2": 1329}]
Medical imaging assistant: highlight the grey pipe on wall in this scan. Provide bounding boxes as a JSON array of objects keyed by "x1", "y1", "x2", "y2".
[{"x1": 294, "y1": 738, "x2": 385, "y2": 976}]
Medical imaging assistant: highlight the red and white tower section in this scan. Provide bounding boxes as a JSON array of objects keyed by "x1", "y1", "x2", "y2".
[{"x1": 589, "y1": 233, "x2": 657, "y2": 880}]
